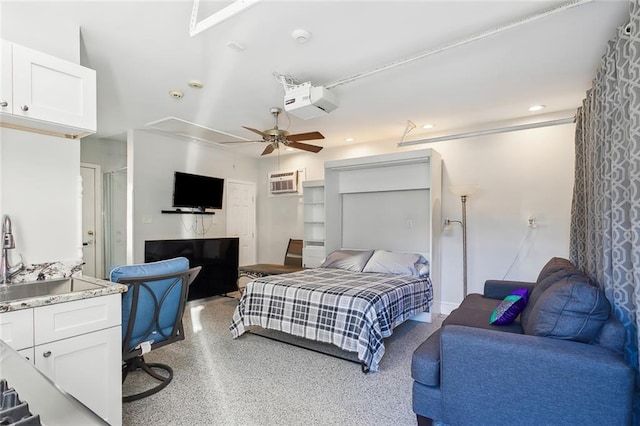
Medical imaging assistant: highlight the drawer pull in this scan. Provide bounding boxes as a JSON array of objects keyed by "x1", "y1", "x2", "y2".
[
  {"x1": 0, "y1": 101, "x2": 7, "y2": 107},
  {"x1": 43, "y1": 351, "x2": 52, "y2": 358},
  {"x1": 21, "y1": 105, "x2": 29, "y2": 111}
]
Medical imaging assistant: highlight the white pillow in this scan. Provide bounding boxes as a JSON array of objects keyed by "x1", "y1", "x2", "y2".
[
  {"x1": 319, "y1": 249, "x2": 375, "y2": 272},
  {"x1": 362, "y1": 250, "x2": 429, "y2": 277}
]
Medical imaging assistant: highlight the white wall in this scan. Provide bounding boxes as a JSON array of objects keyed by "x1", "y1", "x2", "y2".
[
  {"x1": 129, "y1": 130, "x2": 258, "y2": 263},
  {"x1": 0, "y1": 18, "x2": 83, "y2": 266},
  {"x1": 1, "y1": 11, "x2": 79, "y2": 63},
  {"x1": 0, "y1": 128, "x2": 82, "y2": 263},
  {"x1": 81, "y1": 136, "x2": 127, "y2": 172},
  {"x1": 257, "y1": 123, "x2": 575, "y2": 312}
]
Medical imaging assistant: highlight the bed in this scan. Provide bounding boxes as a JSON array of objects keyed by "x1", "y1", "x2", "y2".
[{"x1": 229, "y1": 249, "x2": 432, "y2": 372}]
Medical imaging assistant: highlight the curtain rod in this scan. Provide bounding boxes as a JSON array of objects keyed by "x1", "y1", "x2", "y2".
[{"x1": 397, "y1": 116, "x2": 576, "y2": 146}]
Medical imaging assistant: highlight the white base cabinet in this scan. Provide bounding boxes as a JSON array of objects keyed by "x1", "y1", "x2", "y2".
[
  {"x1": 35, "y1": 326, "x2": 121, "y2": 424},
  {"x1": 0, "y1": 294, "x2": 122, "y2": 425},
  {"x1": 17, "y1": 347, "x2": 34, "y2": 362},
  {"x1": 0, "y1": 308, "x2": 33, "y2": 351}
]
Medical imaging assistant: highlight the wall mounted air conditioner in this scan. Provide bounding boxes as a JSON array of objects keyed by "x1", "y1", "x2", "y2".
[{"x1": 269, "y1": 170, "x2": 298, "y2": 194}]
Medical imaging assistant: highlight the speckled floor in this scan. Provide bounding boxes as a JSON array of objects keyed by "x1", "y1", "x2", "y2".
[{"x1": 122, "y1": 292, "x2": 443, "y2": 426}]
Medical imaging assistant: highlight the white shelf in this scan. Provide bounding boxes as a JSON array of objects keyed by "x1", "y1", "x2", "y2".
[{"x1": 302, "y1": 180, "x2": 326, "y2": 267}]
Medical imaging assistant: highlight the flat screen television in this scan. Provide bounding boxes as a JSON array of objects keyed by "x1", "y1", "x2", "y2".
[{"x1": 172, "y1": 171, "x2": 224, "y2": 210}]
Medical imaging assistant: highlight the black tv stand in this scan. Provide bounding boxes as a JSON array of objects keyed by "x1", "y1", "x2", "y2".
[{"x1": 145, "y1": 238, "x2": 238, "y2": 300}]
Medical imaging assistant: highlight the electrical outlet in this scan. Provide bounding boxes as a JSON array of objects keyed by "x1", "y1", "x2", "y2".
[{"x1": 528, "y1": 216, "x2": 537, "y2": 229}]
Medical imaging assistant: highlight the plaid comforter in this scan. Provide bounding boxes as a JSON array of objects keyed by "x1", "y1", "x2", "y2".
[{"x1": 229, "y1": 268, "x2": 433, "y2": 372}]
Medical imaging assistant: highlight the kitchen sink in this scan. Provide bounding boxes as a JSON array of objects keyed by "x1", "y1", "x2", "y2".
[{"x1": 0, "y1": 278, "x2": 106, "y2": 303}]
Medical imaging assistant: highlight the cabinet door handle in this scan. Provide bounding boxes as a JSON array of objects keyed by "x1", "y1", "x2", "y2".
[
  {"x1": 43, "y1": 351, "x2": 52, "y2": 358},
  {"x1": 0, "y1": 101, "x2": 7, "y2": 107},
  {"x1": 21, "y1": 105, "x2": 29, "y2": 111}
]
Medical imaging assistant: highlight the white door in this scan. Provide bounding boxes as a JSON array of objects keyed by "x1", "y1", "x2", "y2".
[
  {"x1": 226, "y1": 181, "x2": 256, "y2": 266},
  {"x1": 81, "y1": 164, "x2": 103, "y2": 278}
]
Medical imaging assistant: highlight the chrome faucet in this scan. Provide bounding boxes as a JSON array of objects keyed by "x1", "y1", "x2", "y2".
[{"x1": 1, "y1": 215, "x2": 24, "y2": 284}]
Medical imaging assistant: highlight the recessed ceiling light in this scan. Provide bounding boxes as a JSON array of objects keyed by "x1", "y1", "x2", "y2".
[
  {"x1": 345, "y1": 137, "x2": 355, "y2": 142},
  {"x1": 188, "y1": 80, "x2": 204, "y2": 89},
  {"x1": 292, "y1": 29, "x2": 311, "y2": 43},
  {"x1": 168, "y1": 90, "x2": 184, "y2": 99},
  {"x1": 528, "y1": 104, "x2": 546, "y2": 112},
  {"x1": 422, "y1": 124, "x2": 434, "y2": 129}
]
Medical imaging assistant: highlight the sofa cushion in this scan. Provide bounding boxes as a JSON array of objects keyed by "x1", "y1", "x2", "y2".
[
  {"x1": 521, "y1": 266, "x2": 584, "y2": 330},
  {"x1": 535, "y1": 257, "x2": 575, "y2": 284},
  {"x1": 593, "y1": 313, "x2": 626, "y2": 353},
  {"x1": 490, "y1": 288, "x2": 529, "y2": 325},
  {"x1": 522, "y1": 274, "x2": 611, "y2": 342},
  {"x1": 444, "y1": 294, "x2": 523, "y2": 334},
  {"x1": 411, "y1": 328, "x2": 442, "y2": 386}
]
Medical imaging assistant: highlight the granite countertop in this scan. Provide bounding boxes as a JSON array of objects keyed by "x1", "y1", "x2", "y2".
[{"x1": 0, "y1": 276, "x2": 128, "y2": 313}]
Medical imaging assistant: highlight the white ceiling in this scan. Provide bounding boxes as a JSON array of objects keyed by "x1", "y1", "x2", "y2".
[{"x1": 1, "y1": 1, "x2": 630, "y2": 157}]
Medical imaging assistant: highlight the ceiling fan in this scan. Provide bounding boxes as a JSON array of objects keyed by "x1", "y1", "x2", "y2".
[{"x1": 222, "y1": 107, "x2": 324, "y2": 156}]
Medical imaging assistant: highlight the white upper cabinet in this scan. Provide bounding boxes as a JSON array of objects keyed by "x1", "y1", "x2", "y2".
[
  {"x1": 1, "y1": 40, "x2": 12, "y2": 112},
  {"x1": 0, "y1": 40, "x2": 96, "y2": 138}
]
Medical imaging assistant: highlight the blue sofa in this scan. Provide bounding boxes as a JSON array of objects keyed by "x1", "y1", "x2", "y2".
[{"x1": 412, "y1": 257, "x2": 635, "y2": 425}]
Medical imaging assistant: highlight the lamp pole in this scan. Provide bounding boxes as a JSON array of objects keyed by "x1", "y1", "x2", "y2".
[{"x1": 461, "y1": 195, "x2": 468, "y2": 297}]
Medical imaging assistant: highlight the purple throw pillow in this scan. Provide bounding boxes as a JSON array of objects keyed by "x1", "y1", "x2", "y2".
[{"x1": 490, "y1": 288, "x2": 529, "y2": 325}]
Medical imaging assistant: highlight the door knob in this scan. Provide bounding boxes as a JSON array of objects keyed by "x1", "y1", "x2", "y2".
[
  {"x1": 87, "y1": 230, "x2": 94, "y2": 236},
  {"x1": 21, "y1": 105, "x2": 29, "y2": 111},
  {"x1": 43, "y1": 351, "x2": 52, "y2": 358}
]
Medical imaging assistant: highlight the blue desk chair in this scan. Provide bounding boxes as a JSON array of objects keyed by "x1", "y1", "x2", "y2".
[{"x1": 110, "y1": 257, "x2": 201, "y2": 402}]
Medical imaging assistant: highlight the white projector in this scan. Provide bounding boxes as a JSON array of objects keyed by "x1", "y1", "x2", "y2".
[{"x1": 284, "y1": 82, "x2": 339, "y2": 119}]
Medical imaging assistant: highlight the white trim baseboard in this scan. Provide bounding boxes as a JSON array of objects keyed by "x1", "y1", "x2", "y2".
[{"x1": 440, "y1": 301, "x2": 460, "y2": 316}]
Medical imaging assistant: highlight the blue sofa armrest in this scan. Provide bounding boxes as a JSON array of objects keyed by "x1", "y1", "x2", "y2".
[
  {"x1": 440, "y1": 325, "x2": 634, "y2": 426},
  {"x1": 483, "y1": 279, "x2": 535, "y2": 300}
]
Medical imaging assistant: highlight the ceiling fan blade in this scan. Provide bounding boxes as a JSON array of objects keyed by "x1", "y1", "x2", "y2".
[
  {"x1": 261, "y1": 144, "x2": 275, "y2": 156},
  {"x1": 287, "y1": 131, "x2": 324, "y2": 142},
  {"x1": 287, "y1": 141, "x2": 323, "y2": 153},
  {"x1": 242, "y1": 126, "x2": 268, "y2": 138}
]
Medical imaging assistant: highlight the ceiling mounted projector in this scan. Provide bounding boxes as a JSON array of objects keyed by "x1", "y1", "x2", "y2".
[{"x1": 284, "y1": 82, "x2": 339, "y2": 120}]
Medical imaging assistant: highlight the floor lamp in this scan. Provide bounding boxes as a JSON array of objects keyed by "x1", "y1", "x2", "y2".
[{"x1": 445, "y1": 185, "x2": 478, "y2": 298}]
